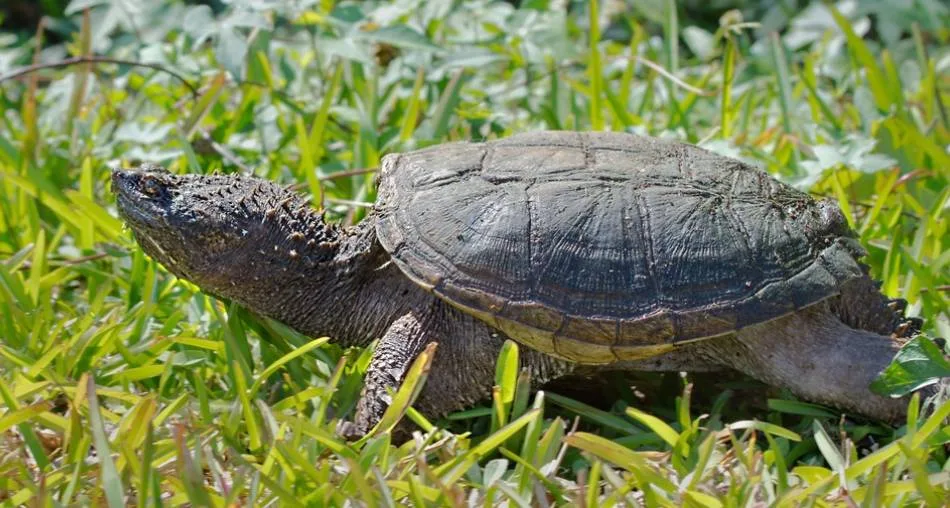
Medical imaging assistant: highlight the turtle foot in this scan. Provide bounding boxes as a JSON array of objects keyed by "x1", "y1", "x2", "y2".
[
  {"x1": 886, "y1": 298, "x2": 923, "y2": 338},
  {"x1": 336, "y1": 420, "x2": 367, "y2": 441}
]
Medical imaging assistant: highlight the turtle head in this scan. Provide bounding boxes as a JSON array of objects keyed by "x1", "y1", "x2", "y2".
[{"x1": 112, "y1": 165, "x2": 335, "y2": 294}]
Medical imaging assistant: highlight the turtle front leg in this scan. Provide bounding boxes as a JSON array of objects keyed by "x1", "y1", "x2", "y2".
[
  {"x1": 338, "y1": 305, "x2": 503, "y2": 441},
  {"x1": 338, "y1": 312, "x2": 434, "y2": 440},
  {"x1": 702, "y1": 302, "x2": 922, "y2": 422},
  {"x1": 339, "y1": 302, "x2": 573, "y2": 440}
]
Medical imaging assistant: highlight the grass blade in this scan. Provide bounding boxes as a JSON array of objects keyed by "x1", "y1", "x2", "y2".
[
  {"x1": 587, "y1": 0, "x2": 604, "y2": 130},
  {"x1": 365, "y1": 342, "x2": 437, "y2": 440},
  {"x1": 625, "y1": 406, "x2": 680, "y2": 448},
  {"x1": 86, "y1": 376, "x2": 125, "y2": 508}
]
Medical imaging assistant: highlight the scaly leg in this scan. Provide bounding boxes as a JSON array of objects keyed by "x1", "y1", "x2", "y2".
[
  {"x1": 833, "y1": 268, "x2": 921, "y2": 337},
  {"x1": 338, "y1": 312, "x2": 433, "y2": 440},
  {"x1": 339, "y1": 303, "x2": 572, "y2": 440},
  {"x1": 703, "y1": 302, "x2": 917, "y2": 422}
]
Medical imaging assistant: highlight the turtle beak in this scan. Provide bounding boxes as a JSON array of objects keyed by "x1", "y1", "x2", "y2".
[
  {"x1": 111, "y1": 168, "x2": 132, "y2": 194},
  {"x1": 111, "y1": 168, "x2": 147, "y2": 211},
  {"x1": 111, "y1": 168, "x2": 139, "y2": 206}
]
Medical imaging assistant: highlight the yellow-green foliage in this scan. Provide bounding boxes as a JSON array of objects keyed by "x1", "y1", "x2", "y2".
[{"x1": 0, "y1": 0, "x2": 947, "y2": 505}]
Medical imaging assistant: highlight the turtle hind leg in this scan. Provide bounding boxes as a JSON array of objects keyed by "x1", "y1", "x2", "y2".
[
  {"x1": 703, "y1": 302, "x2": 910, "y2": 422},
  {"x1": 883, "y1": 298, "x2": 923, "y2": 338},
  {"x1": 832, "y1": 267, "x2": 920, "y2": 338}
]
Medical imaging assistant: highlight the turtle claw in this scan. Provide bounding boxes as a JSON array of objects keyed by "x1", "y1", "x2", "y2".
[
  {"x1": 886, "y1": 298, "x2": 908, "y2": 315},
  {"x1": 883, "y1": 298, "x2": 924, "y2": 338},
  {"x1": 336, "y1": 420, "x2": 367, "y2": 441},
  {"x1": 893, "y1": 317, "x2": 923, "y2": 338}
]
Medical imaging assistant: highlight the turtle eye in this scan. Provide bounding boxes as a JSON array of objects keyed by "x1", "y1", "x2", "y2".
[{"x1": 141, "y1": 175, "x2": 163, "y2": 197}]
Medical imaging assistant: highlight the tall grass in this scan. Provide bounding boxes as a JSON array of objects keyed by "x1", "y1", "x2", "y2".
[{"x1": 0, "y1": 0, "x2": 947, "y2": 505}]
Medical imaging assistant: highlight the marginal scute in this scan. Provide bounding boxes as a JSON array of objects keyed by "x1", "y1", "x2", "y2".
[
  {"x1": 375, "y1": 131, "x2": 863, "y2": 364},
  {"x1": 405, "y1": 143, "x2": 485, "y2": 188},
  {"x1": 673, "y1": 308, "x2": 737, "y2": 342},
  {"x1": 434, "y1": 280, "x2": 507, "y2": 316},
  {"x1": 617, "y1": 310, "x2": 676, "y2": 348},
  {"x1": 554, "y1": 334, "x2": 616, "y2": 364},
  {"x1": 499, "y1": 301, "x2": 564, "y2": 333},
  {"x1": 732, "y1": 289, "x2": 795, "y2": 329},
  {"x1": 550, "y1": 317, "x2": 618, "y2": 363},
  {"x1": 490, "y1": 317, "x2": 558, "y2": 357},
  {"x1": 820, "y1": 240, "x2": 866, "y2": 282}
]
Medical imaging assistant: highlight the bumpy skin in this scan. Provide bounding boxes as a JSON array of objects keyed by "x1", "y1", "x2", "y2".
[
  {"x1": 113, "y1": 135, "x2": 934, "y2": 438},
  {"x1": 832, "y1": 266, "x2": 922, "y2": 338}
]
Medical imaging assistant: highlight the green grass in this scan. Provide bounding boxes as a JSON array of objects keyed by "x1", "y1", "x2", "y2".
[{"x1": 0, "y1": 0, "x2": 948, "y2": 505}]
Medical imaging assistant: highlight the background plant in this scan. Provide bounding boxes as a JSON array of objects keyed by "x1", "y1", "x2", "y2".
[{"x1": 0, "y1": 0, "x2": 948, "y2": 505}]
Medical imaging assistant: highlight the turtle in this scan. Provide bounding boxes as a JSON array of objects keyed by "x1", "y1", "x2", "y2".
[{"x1": 112, "y1": 130, "x2": 937, "y2": 439}]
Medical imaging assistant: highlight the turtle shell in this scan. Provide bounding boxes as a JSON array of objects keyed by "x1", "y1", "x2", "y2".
[{"x1": 375, "y1": 131, "x2": 865, "y2": 364}]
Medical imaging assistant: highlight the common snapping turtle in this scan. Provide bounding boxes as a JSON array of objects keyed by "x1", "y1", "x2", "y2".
[{"x1": 112, "y1": 131, "x2": 932, "y2": 438}]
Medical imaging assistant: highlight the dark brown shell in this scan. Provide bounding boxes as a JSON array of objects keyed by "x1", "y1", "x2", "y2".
[{"x1": 375, "y1": 131, "x2": 864, "y2": 364}]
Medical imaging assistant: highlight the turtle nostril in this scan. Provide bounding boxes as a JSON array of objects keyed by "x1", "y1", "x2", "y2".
[
  {"x1": 110, "y1": 169, "x2": 143, "y2": 196},
  {"x1": 110, "y1": 169, "x2": 127, "y2": 190}
]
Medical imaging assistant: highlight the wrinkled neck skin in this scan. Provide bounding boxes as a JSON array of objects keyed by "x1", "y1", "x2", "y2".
[
  {"x1": 214, "y1": 219, "x2": 423, "y2": 348},
  {"x1": 114, "y1": 168, "x2": 424, "y2": 348}
]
